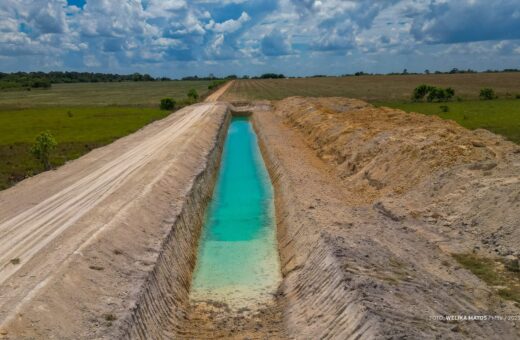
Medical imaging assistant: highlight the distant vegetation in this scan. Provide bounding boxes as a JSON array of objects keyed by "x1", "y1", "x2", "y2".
[
  {"x1": 480, "y1": 88, "x2": 498, "y2": 100},
  {"x1": 412, "y1": 85, "x2": 455, "y2": 102},
  {"x1": 160, "y1": 98, "x2": 176, "y2": 110},
  {"x1": 187, "y1": 89, "x2": 199, "y2": 101},
  {"x1": 0, "y1": 71, "x2": 161, "y2": 91}
]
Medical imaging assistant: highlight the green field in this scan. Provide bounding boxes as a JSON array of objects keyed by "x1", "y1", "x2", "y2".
[
  {"x1": 0, "y1": 81, "x2": 212, "y2": 108},
  {"x1": 0, "y1": 81, "x2": 212, "y2": 189},
  {"x1": 223, "y1": 74, "x2": 520, "y2": 144},
  {"x1": 379, "y1": 100, "x2": 520, "y2": 144}
]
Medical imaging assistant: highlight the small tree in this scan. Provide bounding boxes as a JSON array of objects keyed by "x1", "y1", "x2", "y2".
[
  {"x1": 412, "y1": 84, "x2": 433, "y2": 101},
  {"x1": 160, "y1": 98, "x2": 176, "y2": 110},
  {"x1": 31, "y1": 131, "x2": 57, "y2": 170},
  {"x1": 445, "y1": 87, "x2": 455, "y2": 100},
  {"x1": 427, "y1": 87, "x2": 447, "y2": 102},
  {"x1": 187, "y1": 89, "x2": 199, "y2": 101},
  {"x1": 480, "y1": 88, "x2": 497, "y2": 100}
]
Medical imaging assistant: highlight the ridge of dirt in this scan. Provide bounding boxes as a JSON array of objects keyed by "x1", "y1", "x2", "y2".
[
  {"x1": 275, "y1": 96, "x2": 520, "y2": 258},
  {"x1": 253, "y1": 97, "x2": 520, "y2": 339}
]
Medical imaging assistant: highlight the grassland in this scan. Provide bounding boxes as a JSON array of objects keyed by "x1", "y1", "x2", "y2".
[
  {"x1": 0, "y1": 81, "x2": 212, "y2": 108},
  {"x1": 380, "y1": 100, "x2": 520, "y2": 144},
  {"x1": 0, "y1": 81, "x2": 212, "y2": 189},
  {"x1": 223, "y1": 73, "x2": 520, "y2": 143}
]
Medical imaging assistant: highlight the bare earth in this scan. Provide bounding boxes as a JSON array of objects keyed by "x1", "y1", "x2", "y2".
[
  {"x1": 0, "y1": 84, "x2": 519, "y2": 339},
  {"x1": 0, "y1": 96, "x2": 229, "y2": 338},
  {"x1": 253, "y1": 97, "x2": 520, "y2": 339}
]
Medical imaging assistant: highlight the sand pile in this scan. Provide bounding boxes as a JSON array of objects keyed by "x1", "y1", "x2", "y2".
[{"x1": 275, "y1": 97, "x2": 520, "y2": 258}]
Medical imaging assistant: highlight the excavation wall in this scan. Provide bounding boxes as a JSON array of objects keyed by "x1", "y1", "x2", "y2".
[{"x1": 124, "y1": 111, "x2": 231, "y2": 339}]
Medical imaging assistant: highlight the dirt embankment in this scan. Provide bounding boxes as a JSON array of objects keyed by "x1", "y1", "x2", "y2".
[
  {"x1": 0, "y1": 103, "x2": 230, "y2": 339},
  {"x1": 253, "y1": 97, "x2": 520, "y2": 339},
  {"x1": 275, "y1": 97, "x2": 520, "y2": 258}
]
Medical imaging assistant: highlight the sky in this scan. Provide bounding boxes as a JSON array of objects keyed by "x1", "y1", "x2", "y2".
[{"x1": 0, "y1": 0, "x2": 519, "y2": 78}]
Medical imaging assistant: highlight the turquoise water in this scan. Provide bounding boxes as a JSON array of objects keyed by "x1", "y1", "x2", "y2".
[{"x1": 190, "y1": 116, "x2": 280, "y2": 307}]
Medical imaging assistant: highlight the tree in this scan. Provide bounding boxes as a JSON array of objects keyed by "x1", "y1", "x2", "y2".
[
  {"x1": 187, "y1": 89, "x2": 199, "y2": 101},
  {"x1": 445, "y1": 87, "x2": 455, "y2": 100},
  {"x1": 31, "y1": 131, "x2": 57, "y2": 170},
  {"x1": 160, "y1": 98, "x2": 176, "y2": 110},
  {"x1": 412, "y1": 84, "x2": 433, "y2": 101},
  {"x1": 480, "y1": 88, "x2": 497, "y2": 100}
]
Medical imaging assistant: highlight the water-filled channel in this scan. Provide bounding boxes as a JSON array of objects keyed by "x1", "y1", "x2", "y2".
[{"x1": 190, "y1": 116, "x2": 281, "y2": 308}]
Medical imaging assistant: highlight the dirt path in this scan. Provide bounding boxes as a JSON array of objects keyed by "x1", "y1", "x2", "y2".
[
  {"x1": 205, "y1": 81, "x2": 234, "y2": 102},
  {"x1": 0, "y1": 102, "x2": 230, "y2": 338}
]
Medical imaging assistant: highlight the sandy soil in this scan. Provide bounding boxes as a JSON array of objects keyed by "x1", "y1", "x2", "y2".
[
  {"x1": 0, "y1": 102, "x2": 229, "y2": 338},
  {"x1": 205, "y1": 81, "x2": 234, "y2": 102},
  {"x1": 253, "y1": 97, "x2": 520, "y2": 339}
]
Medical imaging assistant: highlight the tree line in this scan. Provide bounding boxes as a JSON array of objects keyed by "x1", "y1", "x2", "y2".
[{"x1": 0, "y1": 71, "x2": 165, "y2": 90}]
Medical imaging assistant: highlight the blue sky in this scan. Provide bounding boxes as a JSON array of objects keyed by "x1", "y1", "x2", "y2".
[{"x1": 0, "y1": 0, "x2": 519, "y2": 77}]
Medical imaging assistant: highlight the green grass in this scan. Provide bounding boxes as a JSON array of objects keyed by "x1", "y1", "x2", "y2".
[
  {"x1": 0, "y1": 81, "x2": 212, "y2": 108},
  {"x1": 0, "y1": 106, "x2": 170, "y2": 189},
  {"x1": 453, "y1": 253, "x2": 520, "y2": 304},
  {"x1": 378, "y1": 100, "x2": 520, "y2": 144},
  {"x1": 0, "y1": 80, "x2": 214, "y2": 190}
]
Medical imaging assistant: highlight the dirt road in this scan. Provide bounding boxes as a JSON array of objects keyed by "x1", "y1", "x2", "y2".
[
  {"x1": 204, "y1": 80, "x2": 234, "y2": 102},
  {"x1": 0, "y1": 99, "x2": 229, "y2": 337}
]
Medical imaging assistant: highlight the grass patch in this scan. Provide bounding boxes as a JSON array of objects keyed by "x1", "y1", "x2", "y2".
[
  {"x1": 0, "y1": 81, "x2": 212, "y2": 108},
  {"x1": 379, "y1": 100, "x2": 520, "y2": 144},
  {"x1": 453, "y1": 253, "x2": 520, "y2": 304},
  {"x1": 0, "y1": 106, "x2": 171, "y2": 190}
]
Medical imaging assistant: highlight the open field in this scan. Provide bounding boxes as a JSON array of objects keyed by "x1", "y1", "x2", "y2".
[
  {"x1": 223, "y1": 74, "x2": 520, "y2": 143},
  {"x1": 381, "y1": 100, "x2": 520, "y2": 143},
  {"x1": 0, "y1": 81, "x2": 212, "y2": 108},
  {"x1": 0, "y1": 80, "x2": 217, "y2": 189},
  {"x1": 223, "y1": 73, "x2": 520, "y2": 102},
  {"x1": 0, "y1": 107, "x2": 170, "y2": 189}
]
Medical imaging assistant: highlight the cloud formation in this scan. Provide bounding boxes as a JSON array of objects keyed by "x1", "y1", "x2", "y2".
[{"x1": 0, "y1": 0, "x2": 519, "y2": 76}]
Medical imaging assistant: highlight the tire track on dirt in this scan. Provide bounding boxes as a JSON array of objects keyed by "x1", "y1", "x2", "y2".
[{"x1": 0, "y1": 104, "x2": 211, "y2": 286}]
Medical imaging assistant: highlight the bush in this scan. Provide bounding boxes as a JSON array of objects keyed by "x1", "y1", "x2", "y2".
[
  {"x1": 31, "y1": 131, "x2": 57, "y2": 170},
  {"x1": 412, "y1": 84, "x2": 434, "y2": 101},
  {"x1": 480, "y1": 88, "x2": 497, "y2": 100},
  {"x1": 160, "y1": 98, "x2": 176, "y2": 110},
  {"x1": 412, "y1": 85, "x2": 455, "y2": 102},
  {"x1": 208, "y1": 80, "x2": 226, "y2": 90},
  {"x1": 187, "y1": 89, "x2": 199, "y2": 101},
  {"x1": 427, "y1": 87, "x2": 446, "y2": 102},
  {"x1": 439, "y1": 105, "x2": 449, "y2": 113}
]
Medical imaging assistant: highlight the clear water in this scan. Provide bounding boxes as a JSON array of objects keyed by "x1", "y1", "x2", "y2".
[{"x1": 190, "y1": 116, "x2": 281, "y2": 308}]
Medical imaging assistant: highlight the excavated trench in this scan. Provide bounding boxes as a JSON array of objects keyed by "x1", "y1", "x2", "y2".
[
  {"x1": 124, "y1": 109, "x2": 286, "y2": 339},
  {"x1": 124, "y1": 104, "x2": 372, "y2": 339}
]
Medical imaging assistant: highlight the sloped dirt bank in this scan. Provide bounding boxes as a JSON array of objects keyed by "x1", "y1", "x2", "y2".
[
  {"x1": 253, "y1": 97, "x2": 520, "y2": 339},
  {"x1": 0, "y1": 104, "x2": 231, "y2": 339},
  {"x1": 125, "y1": 111, "x2": 231, "y2": 339}
]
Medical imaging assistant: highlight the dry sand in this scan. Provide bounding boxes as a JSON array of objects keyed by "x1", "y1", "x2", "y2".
[{"x1": 253, "y1": 97, "x2": 520, "y2": 339}]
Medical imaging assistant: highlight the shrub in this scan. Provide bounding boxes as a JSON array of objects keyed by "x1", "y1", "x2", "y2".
[
  {"x1": 480, "y1": 88, "x2": 497, "y2": 100},
  {"x1": 515, "y1": 94, "x2": 520, "y2": 99},
  {"x1": 160, "y1": 98, "x2": 176, "y2": 110},
  {"x1": 412, "y1": 84, "x2": 433, "y2": 101},
  {"x1": 439, "y1": 105, "x2": 449, "y2": 113},
  {"x1": 187, "y1": 89, "x2": 199, "y2": 101},
  {"x1": 445, "y1": 87, "x2": 455, "y2": 100},
  {"x1": 427, "y1": 87, "x2": 447, "y2": 102},
  {"x1": 31, "y1": 131, "x2": 57, "y2": 170},
  {"x1": 412, "y1": 85, "x2": 455, "y2": 102}
]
